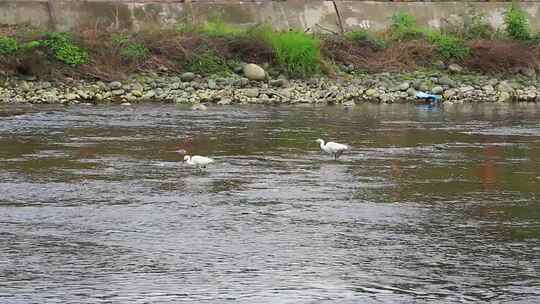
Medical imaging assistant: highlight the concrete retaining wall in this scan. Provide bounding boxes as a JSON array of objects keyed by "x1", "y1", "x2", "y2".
[{"x1": 1, "y1": 1, "x2": 540, "y2": 33}]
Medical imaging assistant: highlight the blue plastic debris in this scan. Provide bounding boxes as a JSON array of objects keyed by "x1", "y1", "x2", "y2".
[{"x1": 415, "y1": 91, "x2": 442, "y2": 102}]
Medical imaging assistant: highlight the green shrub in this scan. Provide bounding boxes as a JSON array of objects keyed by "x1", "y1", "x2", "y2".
[
  {"x1": 269, "y1": 31, "x2": 320, "y2": 77},
  {"x1": 425, "y1": 30, "x2": 470, "y2": 60},
  {"x1": 390, "y1": 11, "x2": 421, "y2": 40},
  {"x1": 119, "y1": 43, "x2": 149, "y2": 60},
  {"x1": 176, "y1": 22, "x2": 198, "y2": 34},
  {"x1": 530, "y1": 33, "x2": 540, "y2": 44},
  {"x1": 200, "y1": 16, "x2": 243, "y2": 38},
  {"x1": 345, "y1": 29, "x2": 386, "y2": 49},
  {"x1": 461, "y1": 5, "x2": 494, "y2": 40},
  {"x1": 109, "y1": 34, "x2": 148, "y2": 60},
  {"x1": 111, "y1": 33, "x2": 130, "y2": 46},
  {"x1": 244, "y1": 24, "x2": 274, "y2": 42},
  {"x1": 19, "y1": 40, "x2": 41, "y2": 52},
  {"x1": 504, "y1": 3, "x2": 530, "y2": 40},
  {"x1": 443, "y1": 4, "x2": 494, "y2": 40},
  {"x1": 42, "y1": 32, "x2": 88, "y2": 65},
  {"x1": 185, "y1": 50, "x2": 230, "y2": 75},
  {"x1": 0, "y1": 37, "x2": 18, "y2": 55}
]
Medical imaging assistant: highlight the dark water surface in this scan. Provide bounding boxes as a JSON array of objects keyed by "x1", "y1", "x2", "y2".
[{"x1": 1, "y1": 103, "x2": 539, "y2": 303}]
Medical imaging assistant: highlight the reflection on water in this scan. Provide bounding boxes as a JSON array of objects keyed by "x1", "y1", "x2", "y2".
[{"x1": 0, "y1": 103, "x2": 539, "y2": 303}]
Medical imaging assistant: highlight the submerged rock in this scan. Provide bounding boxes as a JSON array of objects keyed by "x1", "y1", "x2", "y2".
[
  {"x1": 343, "y1": 100, "x2": 355, "y2": 107},
  {"x1": 191, "y1": 103, "x2": 208, "y2": 111},
  {"x1": 498, "y1": 91, "x2": 512, "y2": 102}
]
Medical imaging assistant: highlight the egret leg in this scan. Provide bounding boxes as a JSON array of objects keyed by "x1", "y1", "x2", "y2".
[{"x1": 335, "y1": 150, "x2": 343, "y2": 159}]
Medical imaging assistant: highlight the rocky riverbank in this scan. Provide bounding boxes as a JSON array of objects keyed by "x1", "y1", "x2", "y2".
[{"x1": 1, "y1": 63, "x2": 539, "y2": 105}]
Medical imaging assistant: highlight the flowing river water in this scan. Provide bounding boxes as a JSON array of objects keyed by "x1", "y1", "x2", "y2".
[{"x1": 0, "y1": 103, "x2": 539, "y2": 303}]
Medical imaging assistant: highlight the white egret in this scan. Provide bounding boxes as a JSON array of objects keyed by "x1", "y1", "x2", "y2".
[
  {"x1": 316, "y1": 139, "x2": 350, "y2": 160},
  {"x1": 184, "y1": 155, "x2": 214, "y2": 169}
]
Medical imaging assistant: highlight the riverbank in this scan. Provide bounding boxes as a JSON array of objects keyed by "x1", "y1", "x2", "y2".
[
  {"x1": 2, "y1": 5, "x2": 540, "y2": 105},
  {"x1": 1, "y1": 68, "x2": 539, "y2": 105}
]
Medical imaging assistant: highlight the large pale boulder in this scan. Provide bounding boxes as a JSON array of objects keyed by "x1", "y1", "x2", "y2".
[{"x1": 243, "y1": 64, "x2": 266, "y2": 81}]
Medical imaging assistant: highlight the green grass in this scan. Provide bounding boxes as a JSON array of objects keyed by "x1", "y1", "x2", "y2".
[
  {"x1": 200, "y1": 17, "x2": 243, "y2": 38},
  {"x1": 459, "y1": 4, "x2": 495, "y2": 40},
  {"x1": 119, "y1": 43, "x2": 149, "y2": 60},
  {"x1": 390, "y1": 11, "x2": 422, "y2": 40},
  {"x1": 185, "y1": 50, "x2": 230, "y2": 75},
  {"x1": 388, "y1": 11, "x2": 470, "y2": 60},
  {"x1": 504, "y1": 3, "x2": 530, "y2": 40},
  {"x1": 237, "y1": 25, "x2": 321, "y2": 77},
  {"x1": 110, "y1": 34, "x2": 149, "y2": 60},
  {"x1": 423, "y1": 30, "x2": 470, "y2": 60},
  {"x1": 0, "y1": 37, "x2": 19, "y2": 55},
  {"x1": 268, "y1": 31, "x2": 320, "y2": 77}
]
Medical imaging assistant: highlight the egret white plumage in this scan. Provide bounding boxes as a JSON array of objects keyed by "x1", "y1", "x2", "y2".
[
  {"x1": 316, "y1": 139, "x2": 350, "y2": 160},
  {"x1": 184, "y1": 155, "x2": 214, "y2": 169}
]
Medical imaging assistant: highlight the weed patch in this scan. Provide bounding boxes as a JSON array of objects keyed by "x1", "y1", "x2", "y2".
[
  {"x1": 345, "y1": 30, "x2": 386, "y2": 49},
  {"x1": 268, "y1": 31, "x2": 320, "y2": 77},
  {"x1": 424, "y1": 30, "x2": 470, "y2": 60},
  {"x1": 448, "y1": 4, "x2": 495, "y2": 40},
  {"x1": 42, "y1": 32, "x2": 88, "y2": 65},
  {"x1": 504, "y1": 3, "x2": 530, "y2": 40},
  {"x1": 200, "y1": 17, "x2": 243, "y2": 38},
  {"x1": 390, "y1": 11, "x2": 421, "y2": 41},
  {"x1": 0, "y1": 37, "x2": 18, "y2": 55},
  {"x1": 185, "y1": 50, "x2": 230, "y2": 75}
]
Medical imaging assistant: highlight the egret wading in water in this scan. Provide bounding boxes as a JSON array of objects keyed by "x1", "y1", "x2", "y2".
[
  {"x1": 316, "y1": 139, "x2": 350, "y2": 160},
  {"x1": 184, "y1": 155, "x2": 214, "y2": 169}
]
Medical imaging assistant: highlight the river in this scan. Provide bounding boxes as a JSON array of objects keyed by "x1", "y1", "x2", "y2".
[{"x1": 1, "y1": 103, "x2": 539, "y2": 303}]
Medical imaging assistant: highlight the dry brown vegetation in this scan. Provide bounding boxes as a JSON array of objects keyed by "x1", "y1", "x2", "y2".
[
  {"x1": 1, "y1": 24, "x2": 540, "y2": 80},
  {"x1": 321, "y1": 37, "x2": 436, "y2": 72},
  {"x1": 75, "y1": 28, "x2": 273, "y2": 80},
  {"x1": 0, "y1": 26, "x2": 275, "y2": 81},
  {"x1": 464, "y1": 39, "x2": 540, "y2": 73}
]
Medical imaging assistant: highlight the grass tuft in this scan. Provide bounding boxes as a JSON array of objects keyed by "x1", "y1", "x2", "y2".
[
  {"x1": 0, "y1": 37, "x2": 18, "y2": 55},
  {"x1": 504, "y1": 3, "x2": 530, "y2": 40},
  {"x1": 267, "y1": 31, "x2": 320, "y2": 77},
  {"x1": 185, "y1": 50, "x2": 230, "y2": 75},
  {"x1": 42, "y1": 32, "x2": 88, "y2": 65}
]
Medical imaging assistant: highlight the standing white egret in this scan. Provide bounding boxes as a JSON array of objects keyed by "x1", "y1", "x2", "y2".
[
  {"x1": 184, "y1": 155, "x2": 214, "y2": 169},
  {"x1": 316, "y1": 139, "x2": 350, "y2": 160}
]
